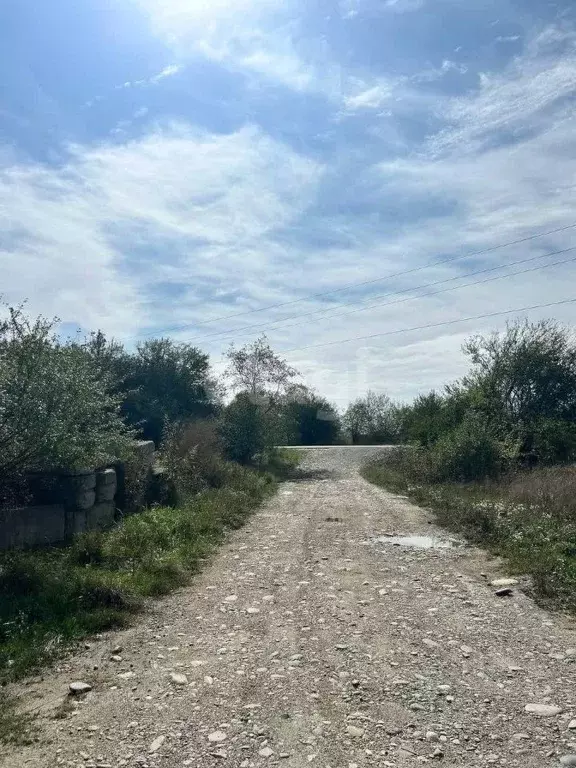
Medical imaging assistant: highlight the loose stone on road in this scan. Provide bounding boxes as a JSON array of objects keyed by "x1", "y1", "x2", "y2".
[{"x1": 3, "y1": 446, "x2": 576, "y2": 768}]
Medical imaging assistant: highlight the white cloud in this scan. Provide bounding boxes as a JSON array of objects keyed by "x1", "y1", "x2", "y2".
[
  {"x1": 430, "y1": 26, "x2": 576, "y2": 156},
  {"x1": 341, "y1": 0, "x2": 425, "y2": 18},
  {"x1": 150, "y1": 64, "x2": 182, "y2": 83},
  {"x1": 344, "y1": 81, "x2": 395, "y2": 110},
  {"x1": 135, "y1": 0, "x2": 321, "y2": 93},
  {"x1": 0, "y1": 124, "x2": 321, "y2": 338},
  {"x1": 4, "y1": 17, "x2": 576, "y2": 407}
]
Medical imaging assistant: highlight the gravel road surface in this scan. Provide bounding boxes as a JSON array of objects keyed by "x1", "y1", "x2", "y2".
[{"x1": 4, "y1": 446, "x2": 576, "y2": 768}]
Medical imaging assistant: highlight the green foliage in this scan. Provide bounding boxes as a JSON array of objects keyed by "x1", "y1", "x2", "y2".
[
  {"x1": 158, "y1": 418, "x2": 229, "y2": 502},
  {"x1": 225, "y1": 335, "x2": 299, "y2": 397},
  {"x1": 343, "y1": 391, "x2": 401, "y2": 444},
  {"x1": 0, "y1": 462, "x2": 275, "y2": 690},
  {"x1": 281, "y1": 385, "x2": 340, "y2": 445},
  {"x1": 397, "y1": 320, "x2": 576, "y2": 479},
  {"x1": 219, "y1": 393, "x2": 268, "y2": 464},
  {"x1": 462, "y1": 319, "x2": 576, "y2": 463},
  {"x1": 429, "y1": 415, "x2": 505, "y2": 482},
  {"x1": 87, "y1": 336, "x2": 219, "y2": 446},
  {"x1": 0, "y1": 305, "x2": 134, "y2": 478},
  {"x1": 364, "y1": 458, "x2": 576, "y2": 613}
]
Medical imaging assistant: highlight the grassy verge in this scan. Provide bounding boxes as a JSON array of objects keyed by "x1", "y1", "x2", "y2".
[
  {"x1": 362, "y1": 451, "x2": 576, "y2": 613},
  {"x1": 0, "y1": 453, "x2": 300, "y2": 744}
]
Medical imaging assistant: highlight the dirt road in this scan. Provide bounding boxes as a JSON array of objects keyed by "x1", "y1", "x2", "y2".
[{"x1": 4, "y1": 446, "x2": 576, "y2": 768}]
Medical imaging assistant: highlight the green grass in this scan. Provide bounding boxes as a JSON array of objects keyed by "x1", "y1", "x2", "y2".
[
  {"x1": 363, "y1": 453, "x2": 576, "y2": 613},
  {"x1": 0, "y1": 459, "x2": 289, "y2": 744}
]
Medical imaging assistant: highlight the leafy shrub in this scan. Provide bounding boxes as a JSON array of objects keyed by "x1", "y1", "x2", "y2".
[
  {"x1": 219, "y1": 394, "x2": 267, "y2": 464},
  {"x1": 160, "y1": 419, "x2": 226, "y2": 500},
  {"x1": 429, "y1": 417, "x2": 504, "y2": 482},
  {"x1": 0, "y1": 305, "x2": 134, "y2": 482},
  {"x1": 529, "y1": 418, "x2": 576, "y2": 465}
]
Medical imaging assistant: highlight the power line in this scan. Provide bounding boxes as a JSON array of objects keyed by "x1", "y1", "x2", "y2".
[
  {"x1": 207, "y1": 254, "x2": 576, "y2": 365},
  {"x1": 184, "y1": 245, "x2": 576, "y2": 345},
  {"x1": 125, "y1": 221, "x2": 576, "y2": 340},
  {"x1": 279, "y1": 297, "x2": 576, "y2": 355}
]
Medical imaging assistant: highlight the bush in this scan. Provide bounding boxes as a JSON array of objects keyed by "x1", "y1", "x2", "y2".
[
  {"x1": 529, "y1": 418, "x2": 576, "y2": 465},
  {"x1": 429, "y1": 417, "x2": 504, "y2": 482},
  {"x1": 0, "y1": 305, "x2": 134, "y2": 480},
  {"x1": 159, "y1": 419, "x2": 226, "y2": 500},
  {"x1": 219, "y1": 394, "x2": 267, "y2": 464}
]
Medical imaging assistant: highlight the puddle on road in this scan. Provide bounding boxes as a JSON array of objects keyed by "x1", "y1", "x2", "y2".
[{"x1": 370, "y1": 534, "x2": 457, "y2": 550}]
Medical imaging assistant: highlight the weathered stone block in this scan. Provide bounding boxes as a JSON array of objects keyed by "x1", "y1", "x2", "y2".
[
  {"x1": 73, "y1": 508, "x2": 88, "y2": 536},
  {"x1": 0, "y1": 505, "x2": 66, "y2": 549},
  {"x1": 74, "y1": 490, "x2": 96, "y2": 510},
  {"x1": 86, "y1": 502, "x2": 115, "y2": 531},
  {"x1": 95, "y1": 469, "x2": 117, "y2": 502},
  {"x1": 96, "y1": 483, "x2": 116, "y2": 503},
  {"x1": 64, "y1": 471, "x2": 96, "y2": 493},
  {"x1": 96, "y1": 468, "x2": 117, "y2": 486},
  {"x1": 136, "y1": 440, "x2": 156, "y2": 458}
]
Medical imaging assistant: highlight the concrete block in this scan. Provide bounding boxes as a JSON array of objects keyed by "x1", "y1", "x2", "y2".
[
  {"x1": 74, "y1": 490, "x2": 96, "y2": 510},
  {"x1": 86, "y1": 502, "x2": 115, "y2": 531},
  {"x1": 64, "y1": 471, "x2": 96, "y2": 492},
  {"x1": 96, "y1": 468, "x2": 117, "y2": 486},
  {"x1": 73, "y1": 508, "x2": 88, "y2": 536},
  {"x1": 0, "y1": 505, "x2": 66, "y2": 549},
  {"x1": 135, "y1": 440, "x2": 156, "y2": 459},
  {"x1": 96, "y1": 482, "x2": 116, "y2": 503},
  {"x1": 96, "y1": 469, "x2": 117, "y2": 502}
]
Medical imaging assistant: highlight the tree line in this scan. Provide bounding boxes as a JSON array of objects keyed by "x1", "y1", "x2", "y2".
[
  {"x1": 3, "y1": 300, "x2": 576, "y2": 501},
  {"x1": 0, "y1": 304, "x2": 340, "y2": 505},
  {"x1": 349, "y1": 318, "x2": 576, "y2": 481}
]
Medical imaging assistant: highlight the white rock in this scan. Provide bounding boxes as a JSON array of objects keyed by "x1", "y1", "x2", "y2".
[
  {"x1": 170, "y1": 673, "x2": 188, "y2": 686},
  {"x1": 426, "y1": 731, "x2": 439, "y2": 742},
  {"x1": 259, "y1": 747, "x2": 274, "y2": 757},
  {"x1": 211, "y1": 749, "x2": 228, "y2": 759},
  {"x1": 208, "y1": 731, "x2": 228, "y2": 743},
  {"x1": 524, "y1": 703, "x2": 563, "y2": 716},
  {"x1": 247, "y1": 607, "x2": 260, "y2": 614},
  {"x1": 149, "y1": 735, "x2": 165, "y2": 753},
  {"x1": 568, "y1": 719, "x2": 576, "y2": 729},
  {"x1": 490, "y1": 578, "x2": 518, "y2": 587},
  {"x1": 118, "y1": 671, "x2": 135, "y2": 680},
  {"x1": 560, "y1": 757, "x2": 576, "y2": 767},
  {"x1": 69, "y1": 681, "x2": 92, "y2": 695},
  {"x1": 224, "y1": 595, "x2": 238, "y2": 603},
  {"x1": 204, "y1": 676, "x2": 214, "y2": 685},
  {"x1": 110, "y1": 655, "x2": 122, "y2": 663},
  {"x1": 346, "y1": 725, "x2": 365, "y2": 738}
]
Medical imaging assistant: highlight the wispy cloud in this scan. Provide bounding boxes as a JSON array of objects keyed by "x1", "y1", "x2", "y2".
[
  {"x1": 150, "y1": 64, "x2": 182, "y2": 83},
  {"x1": 341, "y1": 0, "x2": 425, "y2": 18},
  {"x1": 4, "y1": 3, "x2": 576, "y2": 406},
  {"x1": 0, "y1": 124, "x2": 322, "y2": 337}
]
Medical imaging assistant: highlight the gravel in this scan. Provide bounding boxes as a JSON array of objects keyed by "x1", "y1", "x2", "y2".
[{"x1": 4, "y1": 446, "x2": 576, "y2": 768}]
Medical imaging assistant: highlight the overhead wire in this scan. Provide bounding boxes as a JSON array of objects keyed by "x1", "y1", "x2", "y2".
[
  {"x1": 124, "y1": 221, "x2": 576, "y2": 340},
  {"x1": 182, "y1": 245, "x2": 576, "y2": 345},
  {"x1": 278, "y1": 297, "x2": 576, "y2": 356}
]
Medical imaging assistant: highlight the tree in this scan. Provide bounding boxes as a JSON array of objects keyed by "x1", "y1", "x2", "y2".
[
  {"x1": 343, "y1": 391, "x2": 401, "y2": 444},
  {"x1": 0, "y1": 305, "x2": 134, "y2": 478},
  {"x1": 225, "y1": 336, "x2": 299, "y2": 398},
  {"x1": 462, "y1": 319, "x2": 576, "y2": 462},
  {"x1": 219, "y1": 393, "x2": 267, "y2": 464},
  {"x1": 281, "y1": 385, "x2": 340, "y2": 445},
  {"x1": 84, "y1": 335, "x2": 219, "y2": 446}
]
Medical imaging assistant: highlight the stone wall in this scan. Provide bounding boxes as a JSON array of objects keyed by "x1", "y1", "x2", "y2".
[{"x1": 0, "y1": 441, "x2": 155, "y2": 550}]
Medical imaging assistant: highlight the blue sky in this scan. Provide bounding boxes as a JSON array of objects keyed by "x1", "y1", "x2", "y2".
[{"x1": 2, "y1": 0, "x2": 576, "y2": 405}]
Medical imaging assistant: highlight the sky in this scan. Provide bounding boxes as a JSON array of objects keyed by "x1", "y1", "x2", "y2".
[{"x1": 1, "y1": 0, "x2": 576, "y2": 408}]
